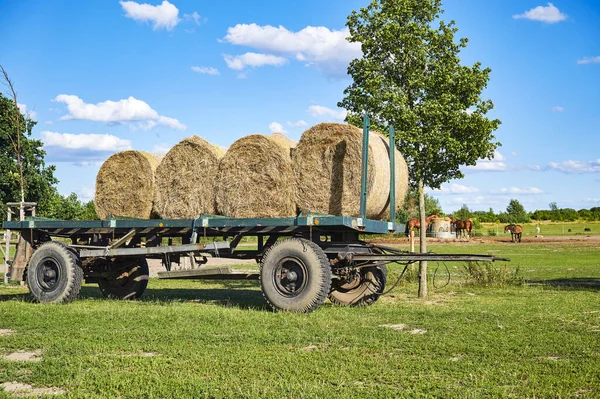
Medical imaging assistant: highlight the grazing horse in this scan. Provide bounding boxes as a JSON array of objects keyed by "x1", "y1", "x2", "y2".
[
  {"x1": 405, "y1": 214, "x2": 438, "y2": 235},
  {"x1": 449, "y1": 216, "x2": 469, "y2": 239},
  {"x1": 504, "y1": 224, "x2": 523, "y2": 243}
]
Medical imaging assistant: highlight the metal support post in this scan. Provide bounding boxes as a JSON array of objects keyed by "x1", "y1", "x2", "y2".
[
  {"x1": 389, "y1": 125, "x2": 396, "y2": 222},
  {"x1": 359, "y1": 113, "x2": 370, "y2": 219}
]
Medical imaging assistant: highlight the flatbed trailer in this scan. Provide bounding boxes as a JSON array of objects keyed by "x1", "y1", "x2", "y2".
[{"x1": 2, "y1": 213, "x2": 508, "y2": 312}]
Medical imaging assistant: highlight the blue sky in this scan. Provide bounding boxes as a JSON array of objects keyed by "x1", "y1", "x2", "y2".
[{"x1": 1, "y1": 0, "x2": 599, "y2": 214}]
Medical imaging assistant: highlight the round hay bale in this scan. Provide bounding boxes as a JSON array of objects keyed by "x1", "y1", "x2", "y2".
[
  {"x1": 269, "y1": 132, "x2": 297, "y2": 151},
  {"x1": 293, "y1": 123, "x2": 409, "y2": 219},
  {"x1": 372, "y1": 133, "x2": 410, "y2": 219},
  {"x1": 215, "y1": 134, "x2": 296, "y2": 218},
  {"x1": 95, "y1": 151, "x2": 160, "y2": 219},
  {"x1": 154, "y1": 136, "x2": 224, "y2": 219}
]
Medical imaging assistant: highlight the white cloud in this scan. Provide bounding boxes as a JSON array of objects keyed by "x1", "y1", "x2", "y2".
[
  {"x1": 191, "y1": 66, "x2": 220, "y2": 75},
  {"x1": 467, "y1": 150, "x2": 508, "y2": 171},
  {"x1": 17, "y1": 103, "x2": 37, "y2": 120},
  {"x1": 577, "y1": 56, "x2": 600, "y2": 65},
  {"x1": 152, "y1": 143, "x2": 171, "y2": 154},
  {"x1": 54, "y1": 94, "x2": 186, "y2": 130},
  {"x1": 44, "y1": 121, "x2": 53, "y2": 125},
  {"x1": 429, "y1": 183, "x2": 479, "y2": 195},
  {"x1": 511, "y1": 152, "x2": 518, "y2": 157},
  {"x1": 548, "y1": 159, "x2": 600, "y2": 173},
  {"x1": 223, "y1": 53, "x2": 287, "y2": 70},
  {"x1": 287, "y1": 120, "x2": 308, "y2": 128},
  {"x1": 268, "y1": 122, "x2": 286, "y2": 134},
  {"x1": 77, "y1": 187, "x2": 95, "y2": 202},
  {"x1": 450, "y1": 196, "x2": 487, "y2": 205},
  {"x1": 551, "y1": 106, "x2": 564, "y2": 112},
  {"x1": 492, "y1": 187, "x2": 544, "y2": 195},
  {"x1": 223, "y1": 23, "x2": 361, "y2": 75},
  {"x1": 184, "y1": 11, "x2": 201, "y2": 25},
  {"x1": 120, "y1": 0, "x2": 180, "y2": 31},
  {"x1": 307, "y1": 105, "x2": 347, "y2": 120},
  {"x1": 513, "y1": 3, "x2": 567, "y2": 23},
  {"x1": 41, "y1": 131, "x2": 131, "y2": 152}
]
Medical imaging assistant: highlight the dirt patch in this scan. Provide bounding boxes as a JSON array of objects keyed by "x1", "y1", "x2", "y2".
[
  {"x1": 0, "y1": 329, "x2": 15, "y2": 336},
  {"x1": 302, "y1": 344, "x2": 317, "y2": 352},
  {"x1": 368, "y1": 234, "x2": 600, "y2": 245},
  {"x1": 0, "y1": 382, "x2": 64, "y2": 396},
  {"x1": 380, "y1": 324, "x2": 406, "y2": 331},
  {"x1": 3, "y1": 350, "x2": 42, "y2": 362},
  {"x1": 408, "y1": 329, "x2": 427, "y2": 335},
  {"x1": 121, "y1": 352, "x2": 158, "y2": 358}
]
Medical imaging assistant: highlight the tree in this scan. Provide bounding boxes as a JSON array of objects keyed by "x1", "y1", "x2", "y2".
[
  {"x1": 43, "y1": 191, "x2": 98, "y2": 220},
  {"x1": 398, "y1": 189, "x2": 444, "y2": 223},
  {"x1": 340, "y1": 0, "x2": 501, "y2": 297},
  {"x1": 0, "y1": 78, "x2": 57, "y2": 216},
  {"x1": 453, "y1": 204, "x2": 471, "y2": 221},
  {"x1": 506, "y1": 199, "x2": 529, "y2": 223}
]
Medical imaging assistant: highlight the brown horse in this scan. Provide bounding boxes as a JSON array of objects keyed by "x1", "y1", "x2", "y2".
[
  {"x1": 449, "y1": 216, "x2": 473, "y2": 239},
  {"x1": 504, "y1": 224, "x2": 523, "y2": 243},
  {"x1": 405, "y1": 214, "x2": 438, "y2": 236}
]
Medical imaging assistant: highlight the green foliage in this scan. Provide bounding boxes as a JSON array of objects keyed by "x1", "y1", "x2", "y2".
[
  {"x1": 0, "y1": 92, "x2": 57, "y2": 215},
  {"x1": 473, "y1": 208, "x2": 498, "y2": 223},
  {"x1": 487, "y1": 229, "x2": 497, "y2": 236},
  {"x1": 398, "y1": 188, "x2": 444, "y2": 221},
  {"x1": 340, "y1": 0, "x2": 501, "y2": 190},
  {"x1": 453, "y1": 204, "x2": 471, "y2": 220},
  {"x1": 41, "y1": 191, "x2": 98, "y2": 220},
  {"x1": 461, "y1": 261, "x2": 522, "y2": 286},
  {"x1": 506, "y1": 199, "x2": 529, "y2": 223}
]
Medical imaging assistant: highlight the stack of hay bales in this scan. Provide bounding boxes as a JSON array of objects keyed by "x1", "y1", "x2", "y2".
[
  {"x1": 292, "y1": 123, "x2": 408, "y2": 219},
  {"x1": 94, "y1": 123, "x2": 408, "y2": 221},
  {"x1": 154, "y1": 136, "x2": 223, "y2": 219},
  {"x1": 95, "y1": 151, "x2": 160, "y2": 219},
  {"x1": 214, "y1": 134, "x2": 296, "y2": 218}
]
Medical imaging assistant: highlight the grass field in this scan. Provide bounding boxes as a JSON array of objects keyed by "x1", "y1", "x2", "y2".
[
  {"x1": 0, "y1": 240, "x2": 599, "y2": 398},
  {"x1": 479, "y1": 221, "x2": 600, "y2": 237}
]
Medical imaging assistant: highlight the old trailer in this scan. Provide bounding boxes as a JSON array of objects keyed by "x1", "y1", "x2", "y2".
[{"x1": 1, "y1": 116, "x2": 509, "y2": 312}]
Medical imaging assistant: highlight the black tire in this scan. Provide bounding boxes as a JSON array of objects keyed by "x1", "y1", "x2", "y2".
[
  {"x1": 26, "y1": 241, "x2": 83, "y2": 304},
  {"x1": 98, "y1": 258, "x2": 149, "y2": 300},
  {"x1": 329, "y1": 265, "x2": 386, "y2": 307},
  {"x1": 260, "y1": 238, "x2": 332, "y2": 313}
]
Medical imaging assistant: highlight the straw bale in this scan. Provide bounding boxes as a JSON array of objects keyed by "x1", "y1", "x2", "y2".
[
  {"x1": 215, "y1": 134, "x2": 296, "y2": 218},
  {"x1": 293, "y1": 123, "x2": 408, "y2": 219},
  {"x1": 154, "y1": 136, "x2": 224, "y2": 219},
  {"x1": 95, "y1": 151, "x2": 159, "y2": 219},
  {"x1": 269, "y1": 133, "x2": 297, "y2": 156}
]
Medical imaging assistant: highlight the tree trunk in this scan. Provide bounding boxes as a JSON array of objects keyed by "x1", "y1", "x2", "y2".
[{"x1": 418, "y1": 179, "x2": 428, "y2": 298}]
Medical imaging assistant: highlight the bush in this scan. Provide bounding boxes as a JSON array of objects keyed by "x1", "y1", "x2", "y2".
[
  {"x1": 460, "y1": 261, "x2": 522, "y2": 286},
  {"x1": 487, "y1": 229, "x2": 497, "y2": 236}
]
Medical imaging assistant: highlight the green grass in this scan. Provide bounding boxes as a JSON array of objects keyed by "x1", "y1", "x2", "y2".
[
  {"x1": 480, "y1": 221, "x2": 600, "y2": 236},
  {"x1": 0, "y1": 242, "x2": 599, "y2": 398}
]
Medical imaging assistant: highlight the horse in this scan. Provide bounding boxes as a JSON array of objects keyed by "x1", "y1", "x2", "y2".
[
  {"x1": 504, "y1": 224, "x2": 523, "y2": 243},
  {"x1": 449, "y1": 216, "x2": 467, "y2": 239},
  {"x1": 463, "y1": 219, "x2": 473, "y2": 238},
  {"x1": 405, "y1": 214, "x2": 438, "y2": 236}
]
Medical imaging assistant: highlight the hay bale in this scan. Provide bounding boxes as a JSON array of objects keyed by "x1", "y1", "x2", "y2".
[
  {"x1": 154, "y1": 136, "x2": 224, "y2": 219},
  {"x1": 95, "y1": 151, "x2": 160, "y2": 219},
  {"x1": 373, "y1": 133, "x2": 410, "y2": 219},
  {"x1": 269, "y1": 133, "x2": 297, "y2": 151},
  {"x1": 215, "y1": 134, "x2": 296, "y2": 218},
  {"x1": 292, "y1": 123, "x2": 409, "y2": 219}
]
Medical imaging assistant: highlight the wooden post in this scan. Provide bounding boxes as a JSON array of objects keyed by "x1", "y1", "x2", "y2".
[
  {"x1": 410, "y1": 229, "x2": 415, "y2": 253},
  {"x1": 3, "y1": 208, "x2": 10, "y2": 284}
]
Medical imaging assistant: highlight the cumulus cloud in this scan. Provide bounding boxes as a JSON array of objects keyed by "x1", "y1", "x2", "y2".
[
  {"x1": 223, "y1": 23, "x2": 361, "y2": 75},
  {"x1": 428, "y1": 183, "x2": 480, "y2": 195},
  {"x1": 42, "y1": 131, "x2": 131, "y2": 162},
  {"x1": 152, "y1": 143, "x2": 171, "y2": 154},
  {"x1": 577, "y1": 56, "x2": 600, "y2": 65},
  {"x1": 551, "y1": 106, "x2": 564, "y2": 112},
  {"x1": 268, "y1": 122, "x2": 286, "y2": 134},
  {"x1": 548, "y1": 159, "x2": 600, "y2": 173},
  {"x1": 17, "y1": 103, "x2": 37, "y2": 120},
  {"x1": 307, "y1": 105, "x2": 347, "y2": 120},
  {"x1": 42, "y1": 131, "x2": 131, "y2": 151},
  {"x1": 287, "y1": 120, "x2": 308, "y2": 128},
  {"x1": 120, "y1": 0, "x2": 180, "y2": 31},
  {"x1": 492, "y1": 187, "x2": 544, "y2": 195},
  {"x1": 191, "y1": 66, "x2": 220, "y2": 75},
  {"x1": 184, "y1": 11, "x2": 201, "y2": 25},
  {"x1": 223, "y1": 52, "x2": 287, "y2": 70},
  {"x1": 77, "y1": 187, "x2": 95, "y2": 202},
  {"x1": 54, "y1": 94, "x2": 186, "y2": 130},
  {"x1": 513, "y1": 3, "x2": 567, "y2": 23},
  {"x1": 467, "y1": 150, "x2": 507, "y2": 171}
]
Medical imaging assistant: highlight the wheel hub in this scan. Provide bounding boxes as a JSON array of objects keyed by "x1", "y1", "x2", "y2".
[
  {"x1": 274, "y1": 258, "x2": 308, "y2": 297},
  {"x1": 38, "y1": 258, "x2": 60, "y2": 291}
]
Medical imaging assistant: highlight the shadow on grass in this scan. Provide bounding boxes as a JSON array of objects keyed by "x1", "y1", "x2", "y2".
[
  {"x1": 79, "y1": 281, "x2": 268, "y2": 310},
  {"x1": 526, "y1": 278, "x2": 600, "y2": 291}
]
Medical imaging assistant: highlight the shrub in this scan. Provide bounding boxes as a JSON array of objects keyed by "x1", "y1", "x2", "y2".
[
  {"x1": 460, "y1": 261, "x2": 522, "y2": 286},
  {"x1": 487, "y1": 229, "x2": 497, "y2": 236}
]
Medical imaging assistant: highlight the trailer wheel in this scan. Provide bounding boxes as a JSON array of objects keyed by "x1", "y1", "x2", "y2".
[
  {"x1": 329, "y1": 265, "x2": 386, "y2": 307},
  {"x1": 26, "y1": 241, "x2": 83, "y2": 304},
  {"x1": 260, "y1": 238, "x2": 331, "y2": 313},
  {"x1": 98, "y1": 258, "x2": 149, "y2": 300}
]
